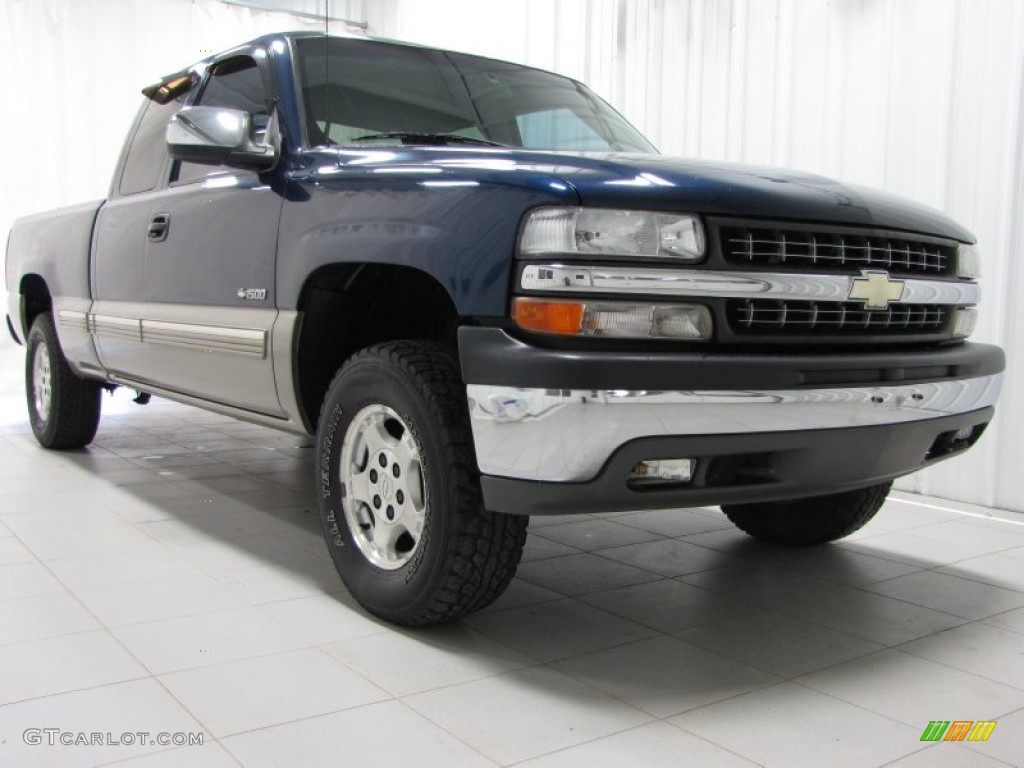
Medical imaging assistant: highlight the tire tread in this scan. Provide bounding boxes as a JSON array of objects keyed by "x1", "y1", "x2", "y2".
[
  {"x1": 322, "y1": 340, "x2": 527, "y2": 626},
  {"x1": 27, "y1": 313, "x2": 101, "y2": 449},
  {"x1": 721, "y1": 482, "x2": 892, "y2": 546}
]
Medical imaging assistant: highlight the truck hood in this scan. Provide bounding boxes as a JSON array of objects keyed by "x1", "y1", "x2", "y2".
[
  {"x1": 549, "y1": 153, "x2": 973, "y2": 242},
  {"x1": 327, "y1": 148, "x2": 974, "y2": 242}
]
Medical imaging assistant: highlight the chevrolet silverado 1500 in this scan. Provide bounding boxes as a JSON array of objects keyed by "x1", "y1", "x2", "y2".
[{"x1": 5, "y1": 32, "x2": 1004, "y2": 624}]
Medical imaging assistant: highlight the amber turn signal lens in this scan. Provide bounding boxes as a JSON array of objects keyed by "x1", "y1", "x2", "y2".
[{"x1": 512, "y1": 298, "x2": 585, "y2": 335}]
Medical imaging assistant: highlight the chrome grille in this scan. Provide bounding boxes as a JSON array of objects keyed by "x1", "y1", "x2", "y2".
[
  {"x1": 721, "y1": 226, "x2": 955, "y2": 276},
  {"x1": 729, "y1": 299, "x2": 948, "y2": 336}
]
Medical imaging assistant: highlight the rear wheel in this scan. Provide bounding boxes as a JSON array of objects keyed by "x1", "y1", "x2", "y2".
[
  {"x1": 721, "y1": 482, "x2": 892, "y2": 546},
  {"x1": 25, "y1": 312, "x2": 102, "y2": 449},
  {"x1": 315, "y1": 340, "x2": 527, "y2": 625}
]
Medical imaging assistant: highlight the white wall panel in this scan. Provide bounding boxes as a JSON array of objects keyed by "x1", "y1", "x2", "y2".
[
  {"x1": 0, "y1": 0, "x2": 342, "y2": 252},
  {"x1": 372, "y1": 0, "x2": 1024, "y2": 512}
]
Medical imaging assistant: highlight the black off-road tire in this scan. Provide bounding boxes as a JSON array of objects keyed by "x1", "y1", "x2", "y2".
[
  {"x1": 721, "y1": 482, "x2": 892, "y2": 546},
  {"x1": 25, "y1": 312, "x2": 102, "y2": 449},
  {"x1": 315, "y1": 340, "x2": 527, "y2": 626}
]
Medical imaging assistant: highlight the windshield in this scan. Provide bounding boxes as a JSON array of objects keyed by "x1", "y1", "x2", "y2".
[{"x1": 294, "y1": 36, "x2": 657, "y2": 153}]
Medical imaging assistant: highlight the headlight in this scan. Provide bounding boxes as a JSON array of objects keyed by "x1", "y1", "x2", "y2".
[
  {"x1": 512, "y1": 297, "x2": 712, "y2": 340},
  {"x1": 518, "y1": 207, "x2": 705, "y2": 262},
  {"x1": 957, "y1": 244, "x2": 981, "y2": 279}
]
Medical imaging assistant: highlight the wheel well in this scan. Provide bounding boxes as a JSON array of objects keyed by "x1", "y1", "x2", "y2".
[
  {"x1": 296, "y1": 264, "x2": 463, "y2": 427},
  {"x1": 19, "y1": 274, "x2": 51, "y2": 336}
]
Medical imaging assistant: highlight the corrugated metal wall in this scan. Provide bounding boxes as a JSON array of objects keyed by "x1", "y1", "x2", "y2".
[{"x1": 369, "y1": 0, "x2": 1024, "y2": 512}]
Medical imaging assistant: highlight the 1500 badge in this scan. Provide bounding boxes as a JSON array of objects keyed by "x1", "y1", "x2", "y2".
[{"x1": 237, "y1": 288, "x2": 267, "y2": 301}]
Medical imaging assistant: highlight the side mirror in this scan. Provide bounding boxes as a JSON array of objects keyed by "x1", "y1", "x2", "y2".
[{"x1": 166, "y1": 106, "x2": 276, "y2": 172}]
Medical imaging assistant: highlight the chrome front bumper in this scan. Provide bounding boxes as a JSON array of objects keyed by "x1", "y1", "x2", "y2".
[{"x1": 466, "y1": 374, "x2": 1003, "y2": 482}]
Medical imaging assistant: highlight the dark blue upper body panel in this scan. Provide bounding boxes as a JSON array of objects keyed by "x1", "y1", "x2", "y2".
[
  {"x1": 307, "y1": 147, "x2": 973, "y2": 239},
  {"x1": 275, "y1": 145, "x2": 973, "y2": 316}
]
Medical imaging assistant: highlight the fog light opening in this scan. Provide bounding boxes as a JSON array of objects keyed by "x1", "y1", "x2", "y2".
[
  {"x1": 926, "y1": 422, "x2": 988, "y2": 460},
  {"x1": 628, "y1": 458, "x2": 695, "y2": 489}
]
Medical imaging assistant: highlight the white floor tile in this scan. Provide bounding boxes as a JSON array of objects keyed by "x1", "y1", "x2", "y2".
[
  {"x1": 841, "y1": 530, "x2": 998, "y2": 567},
  {"x1": 742, "y1": 545, "x2": 923, "y2": 587},
  {"x1": 473, "y1": 578, "x2": 561, "y2": 614},
  {"x1": 465, "y1": 598, "x2": 657, "y2": 662},
  {"x1": 775, "y1": 585, "x2": 969, "y2": 646},
  {"x1": 221, "y1": 700, "x2": 493, "y2": 767},
  {"x1": 985, "y1": 606, "x2": 1024, "y2": 635},
  {"x1": 2, "y1": 500, "x2": 129, "y2": 533},
  {"x1": 210, "y1": 559, "x2": 342, "y2": 605},
  {"x1": 519, "y1": 534, "x2": 584, "y2": 563},
  {"x1": 257, "y1": 593, "x2": 388, "y2": 645},
  {"x1": 324, "y1": 624, "x2": 532, "y2": 696},
  {"x1": 899, "y1": 623, "x2": 1024, "y2": 690},
  {"x1": 599, "y1": 538, "x2": 737, "y2": 576},
  {"x1": 960, "y1": 706, "x2": 1024, "y2": 766},
  {"x1": 938, "y1": 553, "x2": 1024, "y2": 591},
  {"x1": 680, "y1": 526, "x2": 768, "y2": 553},
  {"x1": 17, "y1": 525, "x2": 166, "y2": 562},
  {"x1": 47, "y1": 549, "x2": 197, "y2": 591},
  {"x1": 0, "y1": 562, "x2": 66, "y2": 600},
  {"x1": 95, "y1": 741, "x2": 241, "y2": 767},
  {"x1": 0, "y1": 536, "x2": 35, "y2": 565},
  {"x1": 863, "y1": 570, "x2": 1024, "y2": 620},
  {"x1": 883, "y1": 744, "x2": 1012, "y2": 767},
  {"x1": 612, "y1": 508, "x2": 735, "y2": 537},
  {"x1": 903, "y1": 520, "x2": 1024, "y2": 553},
  {"x1": 515, "y1": 552, "x2": 661, "y2": 596},
  {"x1": 2, "y1": 390, "x2": 1023, "y2": 768},
  {"x1": 798, "y1": 648, "x2": 1024, "y2": 726},
  {"x1": 873, "y1": 498, "x2": 964, "y2": 529},
  {"x1": 160, "y1": 648, "x2": 389, "y2": 736},
  {"x1": 672, "y1": 682, "x2": 920, "y2": 768},
  {"x1": 680, "y1": 562, "x2": 847, "y2": 611},
  {"x1": 516, "y1": 721, "x2": 759, "y2": 767},
  {"x1": 405, "y1": 666, "x2": 650, "y2": 764},
  {"x1": 579, "y1": 579, "x2": 751, "y2": 634},
  {"x1": 112, "y1": 607, "x2": 307, "y2": 674},
  {"x1": 530, "y1": 519, "x2": 661, "y2": 551},
  {"x1": 73, "y1": 573, "x2": 246, "y2": 627},
  {"x1": 679, "y1": 611, "x2": 884, "y2": 678},
  {"x1": 0, "y1": 591, "x2": 100, "y2": 646},
  {"x1": 0, "y1": 630, "x2": 149, "y2": 705},
  {"x1": 0, "y1": 679, "x2": 207, "y2": 767},
  {"x1": 552, "y1": 635, "x2": 779, "y2": 717}
]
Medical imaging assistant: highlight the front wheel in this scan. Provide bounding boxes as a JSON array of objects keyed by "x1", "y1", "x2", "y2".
[
  {"x1": 315, "y1": 341, "x2": 527, "y2": 626},
  {"x1": 25, "y1": 312, "x2": 102, "y2": 449},
  {"x1": 721, "y1": 482, "x2": 892, "y2": 546}
]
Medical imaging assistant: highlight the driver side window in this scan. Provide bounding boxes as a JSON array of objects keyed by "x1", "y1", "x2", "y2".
[{"x1": 175, "y1": 55, "x2": 268, "y2": 183}]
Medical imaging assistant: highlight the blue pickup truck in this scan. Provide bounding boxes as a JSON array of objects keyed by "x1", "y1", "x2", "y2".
[{"x1": 5, "y1": 32, "x2": 1004, "y2": 625}]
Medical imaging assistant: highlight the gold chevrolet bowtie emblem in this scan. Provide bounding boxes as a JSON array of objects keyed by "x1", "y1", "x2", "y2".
[{"x1": 848, "y1": 270, "x2": 905, "y2": 310}]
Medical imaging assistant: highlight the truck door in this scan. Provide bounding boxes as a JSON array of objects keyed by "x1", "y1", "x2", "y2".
[
  {"x1": 139, "y1": 54, "x2": 284, "y2": 416},
  {"x1": 92, "y1": 96, "x2": 182, "y2": 379}
]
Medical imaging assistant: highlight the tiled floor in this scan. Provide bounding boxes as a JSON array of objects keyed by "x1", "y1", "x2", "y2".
[{"x1": 1, "y1": 391, "x2": 1023, "y2": 766}]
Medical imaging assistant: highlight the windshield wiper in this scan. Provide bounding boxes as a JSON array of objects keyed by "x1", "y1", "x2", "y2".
[{"x1": 350, "y1": 132, "x2": 508, "y2": 147}]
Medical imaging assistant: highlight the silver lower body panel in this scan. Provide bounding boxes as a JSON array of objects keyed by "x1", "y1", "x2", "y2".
[{"x1": 466, "y1": 374, "x2": 1002, "y2": 482}]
